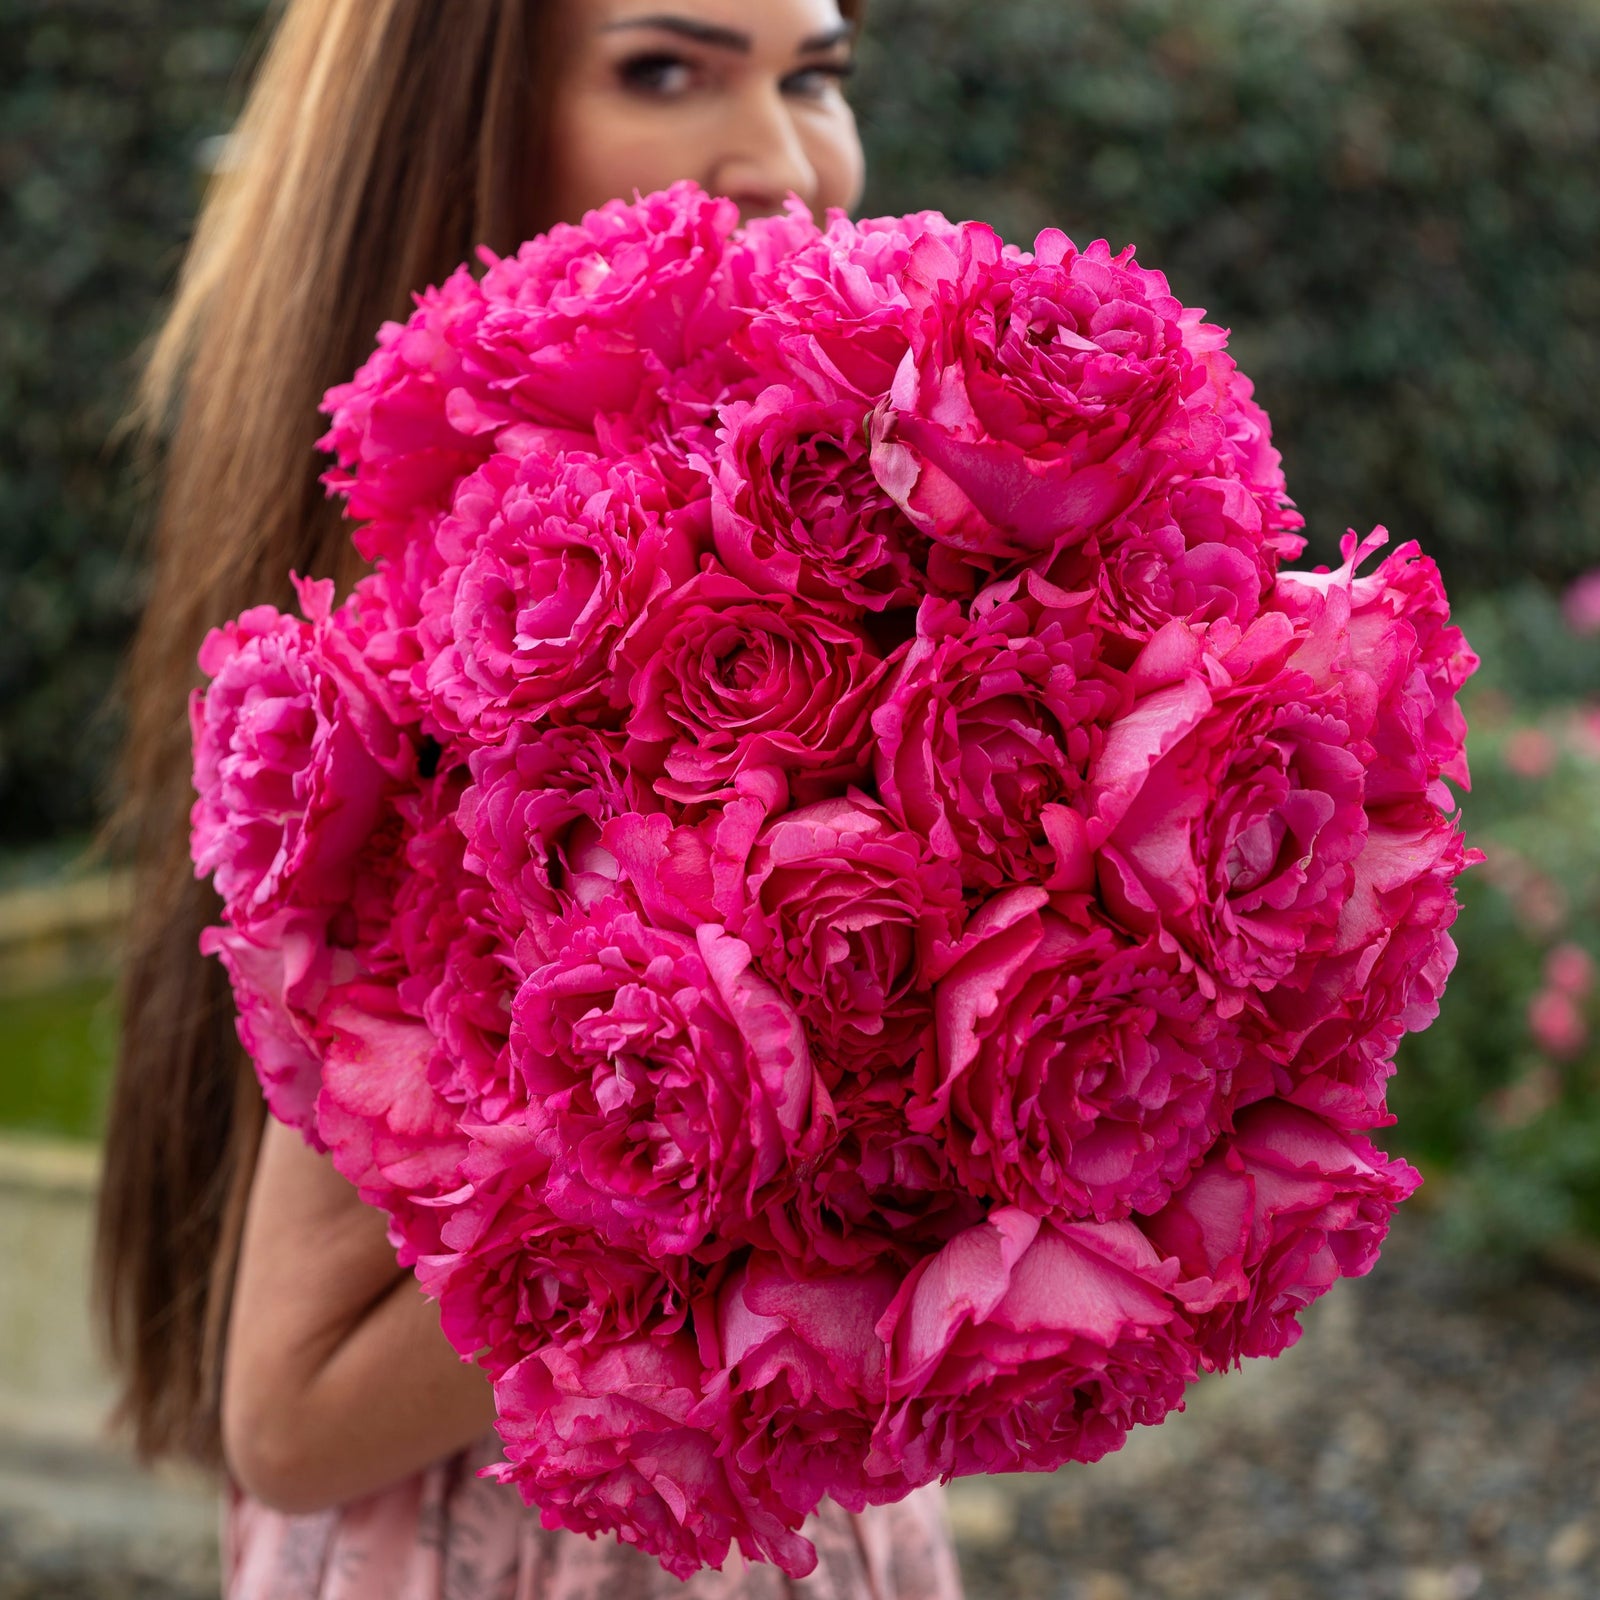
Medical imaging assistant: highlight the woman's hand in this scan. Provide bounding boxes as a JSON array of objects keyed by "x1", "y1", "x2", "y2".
[{"x1": 220, "y1": 1118, "x2": 500, "y2": 1515}]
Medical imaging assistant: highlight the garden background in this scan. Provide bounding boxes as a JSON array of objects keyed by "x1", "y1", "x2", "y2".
[{"x1": 4, "y1": 0, "x2": 1600, "y2": 1267}]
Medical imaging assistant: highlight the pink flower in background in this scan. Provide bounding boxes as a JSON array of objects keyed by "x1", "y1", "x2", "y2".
[
  {"x1": 1545, "y1": 942, "x2": 1595, "y2": 998},
  {"x1": 190, "y1": 183, "x2": 1478, "y2": 1579},
  {"x1": 1562, "y1": 567, "x2": 1600, "y2": 636},
  {"x1": 1528, "y1": 988, "x2": 1587, "y2": 1059},
  {"x1": 1503, "y1": 726, "x2": 1556, "y2": 780}
]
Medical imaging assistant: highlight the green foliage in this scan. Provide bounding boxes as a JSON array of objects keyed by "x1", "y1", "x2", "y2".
[
  {"x1": 0, "y1": 0, "x2": 268, "y2": 842},
  {"x1": 0, "y1": 973, "x2": 118, "y2": 1141},
  {"x1": 1391, "y1": 590, "x2": 1600, "y2": 1256}
]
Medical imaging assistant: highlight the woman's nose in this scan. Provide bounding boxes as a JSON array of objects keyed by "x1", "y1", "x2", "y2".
[{"x1": 708, "y1": 85, "x2": 819, "y2": 218}]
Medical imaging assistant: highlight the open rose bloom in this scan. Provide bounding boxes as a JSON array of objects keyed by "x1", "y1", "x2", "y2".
[{"x1": 190, "y1": 185, "x2": 1477, "y2": 1580}]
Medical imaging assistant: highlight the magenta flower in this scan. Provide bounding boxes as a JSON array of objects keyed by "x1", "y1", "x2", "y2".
[
  {"x1": 720, "y1": 794, "x2": 966, "y2": 1088},
  {"x1": 871, "y1": 1208, "x2": 1198, "y2": 1483},
  {"x1": 417, "y1": 451, "x2": 695, "y2": 739},
  {"x1": 709, "y1": 384, "x2": 927, "y2": 612},
  {"x1": 190, "y1": 185, "x2": 1478, "y2": 1579},
  {"x1": 622, "y1": 569, "x2": 887, "y2": 807},
  {"x1": 922, "y1": 889, "x2": 1258, "y2": 1220},
  {"x1": 189, "y1": 581, "x2": 396, "y2": 924},
  {"x1": 490, "y1": 1331, "x2": 817, "y2": 1581},
  {"x1": 1088, "y1": 621, "x2": 1371, "y2": 1008},
  {"x1": 872, "y1": 573, "x2": 1129, "y2": 892},
  {"x1": 870, "y1": 227, "x2": 1221, "y2": 576},
  {"x1": 710, "y1": 1253, "x2": 910, "y2": 1518},
  {"x1": 458, "y1": 724, "x2": 661, "y2": 958},
  {"x1": 1145, "y1": 1100, "x2": 1420, "y2": 1366},
  {"x1": 510, "y1": 906, "x2": 819, "y2": 1260}
]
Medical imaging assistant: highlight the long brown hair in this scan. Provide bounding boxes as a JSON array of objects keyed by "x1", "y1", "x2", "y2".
[
  {"x1": 96, "y1": 0, "x2": 869, "y2": 1473},
  {"x1": 94, "y1": 0, "x2": 570, "y2": 1470}
]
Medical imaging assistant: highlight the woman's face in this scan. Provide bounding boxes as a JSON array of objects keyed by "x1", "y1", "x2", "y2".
[{"x1": 547, "y1": 0, "x2": 866, "y2": 225}]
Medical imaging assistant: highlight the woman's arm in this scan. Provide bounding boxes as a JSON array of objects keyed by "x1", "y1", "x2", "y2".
[{"x1": 220, "y1": 1117, "x2": 500, "y2": 1515}]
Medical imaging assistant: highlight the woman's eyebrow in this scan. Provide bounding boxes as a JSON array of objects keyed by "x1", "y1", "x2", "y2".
[
  {"x1": 599, "y1": 17, "x2": 856, "y2": 55},
  {"x1": 601, "y1": 15, "x2": 755, "y2": 52},
  {"x1": 797, "y1": 23, "x2": 854, "y2": 52}
]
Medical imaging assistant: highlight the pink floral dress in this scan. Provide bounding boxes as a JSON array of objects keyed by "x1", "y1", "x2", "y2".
[{"x1": 223, "y1": 1432, "x2": 964, "y2": 1600}]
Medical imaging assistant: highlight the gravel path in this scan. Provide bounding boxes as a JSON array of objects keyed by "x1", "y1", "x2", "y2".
[{"x1": 3, "y1": 1211, "x2": 1597, "y2": 1599}]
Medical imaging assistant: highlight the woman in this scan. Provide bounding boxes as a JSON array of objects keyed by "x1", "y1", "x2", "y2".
[{"x1": 94, "y1": 0, "x2": 965, "y2": 1594}]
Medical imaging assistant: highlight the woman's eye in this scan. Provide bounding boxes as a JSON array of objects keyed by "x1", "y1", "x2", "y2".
[
  {"x1": 617, "y1": 52, "x2": 697, "y2": 98},
  {"x1": 782, "y1": 62, "x2": 855, "y2": 100}
]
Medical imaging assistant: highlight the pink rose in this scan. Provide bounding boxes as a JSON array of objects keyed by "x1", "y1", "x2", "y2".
[
  {"x1": 313, "y1": 978, "x2": 467, "y2": 1230},
  {"x1": 773, "y1": 1097, "x2": 986, "y2": 1272},
  {"x1": 1088, "y1": 618, "x2": 1371, "y2": 1007},
  {"x1": 709, "y1": 1253, "x2": 910, "y2": 1518},
  {"x1": 459, "y1": 182, "x2": 745, "y2": 441},
  {"x1": 1545, "y1": 942, "x2": 1595, "y2": 997},
  {"x1": 1564, "y1": 568, "x2": 1600, "y2": 636},
  {"x1": 307, "y1": 775, "x2": 516, "y2": 1215},
  {"x1": 190, "y1": 580, "x2": 395, "y2": 924},
  {"x1": 721, "y1": 795, "x2": 966, "y2": 1088},
  {"x1": 922, "y1": 889, "x2": 1258, "y2": 1220},
  {"x1": 870, "y1": 227, "x2": 1222, "y2": 575},
  {"x1": 1259, "y1": 819, "x2": 1469, "y2": 1125},
  {"x1": 870, "y1": 1209, "x2": 1197, "y2": 1483},
  {"x1": 490, "y1": 1332, "x2": 817, "y2": 1581},
  {"x1": 709, "y1": 385, "x2": 927, "y2": 612},
  {"x1": 1144, "y1": 1100, "x2": 1419, "y2": 1366},
  {"x1": 415, "y1": 1129, "x2": 689, "y2": 1375},
  {"x1": 622, "y1": 569, "x2": 887, "y2": 807},
  {"x1": 458, "y1": 725, "x2": 661, "y2": 961},
  {"x1": 510, "y1": 907, "x2": 819, "y2": 1259},
  {"x1": 872, "y1": 573, "x2": 1128, "y2": 892},
  {"x1": 737, "y1": 210, "x2": 958, "y2": 402},
  {"x1": 1275, "y1": 531, "x2": 1476, "y2": 802},
  {"x1": 1528, "y1": 987, "x2": 1587, "y2": 1059},
  {"x1": 318, "y1": 265, "x2": 499, "y2": 566},
  {"x1": 200, "y1": 912, "x2": 335, "y2": 1146},
  {"x1": 418, "y1": 451, "x2": 695, "y2": 739},
  {"x1": 1049, "y1": 476, "x2": 1281, "y2": 647}
]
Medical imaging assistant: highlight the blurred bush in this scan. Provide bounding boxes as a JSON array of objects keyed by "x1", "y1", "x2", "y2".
[{"x1": 0, "y1": 0, "x2": 267, "y2": 843}]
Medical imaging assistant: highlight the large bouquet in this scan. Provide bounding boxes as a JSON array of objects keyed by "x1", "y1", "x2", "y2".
[{"x1": 190, "y1": 183, "x2": 1476, "y2": 1578}]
